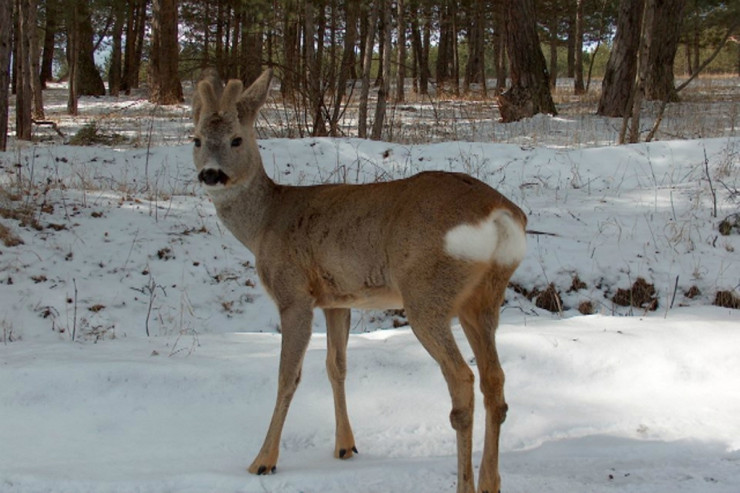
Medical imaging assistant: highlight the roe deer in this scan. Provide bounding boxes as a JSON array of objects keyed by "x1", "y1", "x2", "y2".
[{"x1": 192, "y1": 69, "x2": 527, "y2": 493}]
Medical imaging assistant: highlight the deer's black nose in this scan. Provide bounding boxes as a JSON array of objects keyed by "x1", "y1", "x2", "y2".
[{"x1": 198, "y1": 168, "x2": 229, "y2": 186}]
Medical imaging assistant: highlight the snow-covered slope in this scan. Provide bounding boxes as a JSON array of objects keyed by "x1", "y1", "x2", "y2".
[{"x1": 1, "y1": 134, "x2": 738, "y2": 492}]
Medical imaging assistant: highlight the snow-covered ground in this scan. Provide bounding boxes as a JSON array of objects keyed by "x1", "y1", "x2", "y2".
[{"x1": 1, "y1": 82, "x2": 739, "y2": 492}]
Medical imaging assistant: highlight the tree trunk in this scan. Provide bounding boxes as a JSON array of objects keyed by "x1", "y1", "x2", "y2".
[
  {"x1": 371, "y1": 0, "x2": 391, "y2": 140},
  {"x1": 149, "y1": 0, "x2": 183, "y2": 104},
  {"x1": 464, "y1": 0, "x2": 486, "y2": 95},
  {"x1": 597, "y1": 0, "x2": 645, "y2": 117},
  {"x1": 66, "y1": 0, "x2": 78, "y2": 114},
  {"x1": 16, "y1": 0, "x2": 33, "y2": 140},
  {"x1": 573, "y1": 0, "x2": 585, "y2": 94},
  {"x1": 40, "y1": 0, "x2": 58, "y2": 87},
  {"x1": 0, "y1": 0, "x2": 12, "y2": 150},
  {"x1": 108, "y1": 1, "x2": 124, "y2": 96},
  {"x1": 497, "y1": 0, "x2": 557, "y2": 122},
  {"x1": 358, "y1": 0, "x2": 378, "y2": 138},
  {"x1": 395, "y1": 0, "x2": 406, "y2": 102},
  {"x1": 28, "y1": 0, "x2": 43, "y2": 119},
  {"x1": 74, "y1": 1, "x2": 105, "y2": 96},
  {"x1": 492, "y1": 0, "x2": 506, "y2": 91},
  {"x1": 548, "y1": 15, "x2": 558, "y2": 90},
  {"x1": 305, "y1": 0, "x2": 326, "y2": 136},
  {"x1": 644, "y1": 0, "x2": 686, "y2": 102},
  {"x1": 330, "y1": 0, "x2": 357, "y2": 135}
]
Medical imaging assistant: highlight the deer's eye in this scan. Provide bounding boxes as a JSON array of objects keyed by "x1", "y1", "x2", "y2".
[
  {"x1": 231, "y1": 137, "x2": 243, "y2": 147},
  {"x1": 193, "y1": 137, "x2": 202, "y2": 148}
]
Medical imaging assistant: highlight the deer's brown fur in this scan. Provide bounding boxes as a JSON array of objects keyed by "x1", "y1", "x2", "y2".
[{"x1": 192, "y1": 69, "x2": 527, "y2": 493}]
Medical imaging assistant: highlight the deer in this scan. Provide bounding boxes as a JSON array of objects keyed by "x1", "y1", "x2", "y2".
[{"x1": 191, "y1": 68, "x2": 527, "y2": 493}]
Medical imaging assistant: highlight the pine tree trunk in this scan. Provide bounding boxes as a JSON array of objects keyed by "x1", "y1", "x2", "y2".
[
  {"x1": 358, "y1": 0, "x2": 378, "y2": 138},
  {"x1": 40, "y1": 0, "x2": 58, "y2": 88},
  {"x1": 497, "y1": 0, "x2": 557, "y2": 122},
  {"x1": 573, "y1": 0, "x2": 585, "y2": 94},
  {"x1": 74, "y1": 1, "x2": 105, "y2": 96},
  {"x1": 16, "y1": 0, "x2": 33, "y2": 140},
  {"x1": 492, "y1": 0, "x2": 507, "y2": 91},
  {"x1": 644, "y1": 0, "x2": 686, "y2": 102},
  {"x1": 371, "y1": 0, "x2": 391, "y2": 140},
  {"x1": 548, "y1": 16, "x2": 558, "y2": 90},
  {"x1": 597, "y1": 0, "x2": 644, "y2": 117},
  {"x1": 27, "y1": 0, "x2": 43, "y2": 119},
  {"x1": 149, "y1": 0, "x2": 183, "y2": 104},
  {"x1": 66, "y1": 0, "x2": 78, "y2": 114},
  {"x1": 330, "y1": 0, "x2": 357, "y2": 135},
  {"x1": 395, "y1": 0, "x2": 406, "y2": 103},
  {"x1": 108, "y1": 2, "x2": 124, "y2": 96},
  {"x1": 0, "y1": 0, "x2": 12, "y2": 150}
]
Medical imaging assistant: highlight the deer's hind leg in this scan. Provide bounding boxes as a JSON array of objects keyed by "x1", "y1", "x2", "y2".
[
  {"x1": 458, "y1": 267, "x2": 514, "y2": 493},
  {"x1": 324, "y1": 308, "x2": 357, "y2": 460}
]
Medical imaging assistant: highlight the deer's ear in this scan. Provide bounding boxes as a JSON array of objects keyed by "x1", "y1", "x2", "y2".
[
  {"x1": 193, "y1": 80, "x2": 219, "y2": 125},
  {"x1": 236, "y1": 69, "x2": 273, "y2": 123}
]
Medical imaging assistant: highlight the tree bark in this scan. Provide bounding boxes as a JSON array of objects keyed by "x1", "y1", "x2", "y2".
[
  {"x1": 644, "y1": 0, "x2": 686, "y2": 102},
  {"x1": 108, "y1": 1, "x2": 124, "y2": 96},
  {"x1": 358, "y1": 0, "x2": 378, "y2": 138},
  {"x1": 27, "y1": 0, "x2": 44, "y2": 119},
  {"x1": 73, "y1": 1, "x2": 105, "y2": 97},
  {"x1": 0, "y1": 0, "x2": 12, "y2": 150},
  {"x1": 330, "y1": 0, "x2": 357, "y2": 135},
  {"x1": 66, "y1": 0, "x2": 78, "y2": 114},
  {"x1": 149, "y1": 0, "x2": 183, "y2": 104},
  {"x1": 371, "y1": 0, "x2": 391, "y2": 140},
  {"x1": 492, "y1": 0, "x2": 507, "y2": 91},
  {"x1": 16, "y1": 0, "x2": 33, "y2": 140},
  {"x1": 573, "y1": 0, "x2": 585, "y2": 94},
  {"x1": 40, "y1": 0, "x2": 58, "y2": 87},
  {"x1": 497, "y1": 0, "x2": 557, "y2": 122},
  {"x1": 395, "y1": 0, "x2": 406, "y2": 102},
  {"x1": 597, "y1": 0, "x2": 645, "y2": 117}
]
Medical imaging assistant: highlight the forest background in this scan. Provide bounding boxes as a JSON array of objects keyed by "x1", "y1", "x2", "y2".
[{"x1": 1, "y1": 0, "x2": 739, "y2": 150}]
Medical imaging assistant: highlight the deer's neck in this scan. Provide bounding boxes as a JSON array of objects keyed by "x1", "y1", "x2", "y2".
[{"x1": 207, "y1": 167, "x2": 276, "y2": 253}]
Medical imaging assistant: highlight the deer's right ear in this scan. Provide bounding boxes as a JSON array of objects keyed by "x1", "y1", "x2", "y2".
[
  {"x1": 236, "y1": 69, "x2": 273, "y2": 123},
  {"x1": 193, "y1": 80, "x2": 219, "y2": 125}
]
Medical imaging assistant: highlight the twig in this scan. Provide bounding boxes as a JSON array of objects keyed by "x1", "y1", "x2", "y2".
[
  {"x1": 704, "y1": 148, "x2": 717, "y2": 218},
  {"x1": 72, "y1": 278, "x2": 78, "y2": 342}
]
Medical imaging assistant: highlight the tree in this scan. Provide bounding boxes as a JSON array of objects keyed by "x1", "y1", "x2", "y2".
[
  {"x1": 371, "y1": 0, "x2": 392, "y2": 140},
  {"x1": 597, "y1": 0, "x2": 645, "y2": 117},
  {"x1": 16, "y1": 0, "x2": 34, "y2": 140},
  {"x1": 70, "y1": 0, "x2": 106, "y2": 97},
  {"x1": 0, "y1": 0, "x2": 12, "y2": 150},
  {"x1": 149, "y1": 0, "x2": 183, "y2": 104},
  {"x1": 497, "y1": 0, "x2": 557, "y2": 122},
  {"x1": 574, "y1": 0, "x2": 586, "y2": 93},
  {"x1": 644, "y1": 0, "x2": 687, "y2": 101},
  {"x1": 40, "y1": 0, "x2": 59, "y2": 88},
  {"x1": 358, "y1": 1, "x2": 378, "y2": 138}
]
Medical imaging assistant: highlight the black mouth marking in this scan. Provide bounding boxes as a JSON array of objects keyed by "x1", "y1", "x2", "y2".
[{"x1": 198, "y1": 168, "x2": 229, "y2": 186}]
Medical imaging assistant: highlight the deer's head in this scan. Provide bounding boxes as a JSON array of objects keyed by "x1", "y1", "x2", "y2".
[{"x1": 192, "y1": 69, "x2": 272, "y2": 191}]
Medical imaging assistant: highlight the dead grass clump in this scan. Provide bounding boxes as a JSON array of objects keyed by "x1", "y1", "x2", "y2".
[
  {"x1": 718, "y1": 213, "x2": 740, "y2": 236},
  {"x1": 612, "y1": 277, "x2": 659, "y2": 311},
  {"x1": 685, "y1": 286, "x2": 701, "y2": 299},
  {"x1": 569, "y1": 274, "x2": 587, "y2": 292},
  {"x1": 535, "y1": 283, "x2": 563, "y2": 313},
  {"x1": 0, "y1": 222, "x2": 24, "y2": 247},
  {"x1": 578, "y1": 300, "x2": 595, "y2": 315},
  {"x1": 713, "y1": 290, "x2": 740, "y2": 309}
]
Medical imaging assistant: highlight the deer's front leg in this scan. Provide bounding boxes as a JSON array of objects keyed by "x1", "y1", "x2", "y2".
[
  {"x1": 248, "y1": 302, "x2": 313, "y2": 475},
  {"x1": 324, "y1": 308, "x2": 357, "y2": 460}
]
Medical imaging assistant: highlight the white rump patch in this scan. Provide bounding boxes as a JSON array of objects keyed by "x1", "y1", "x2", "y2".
[{"x1": 444, "y1": 210, "x2": 526, "y2": 266}]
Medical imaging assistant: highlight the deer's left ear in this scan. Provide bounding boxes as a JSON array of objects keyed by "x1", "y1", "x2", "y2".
[{"x1": 236, "y1": 69, "x2": 273, "y2": 123}]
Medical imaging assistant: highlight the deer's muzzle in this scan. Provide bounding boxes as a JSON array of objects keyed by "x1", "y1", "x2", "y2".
[{"x1": 198, "y1": 168, "x2": 229, "y2": 186}]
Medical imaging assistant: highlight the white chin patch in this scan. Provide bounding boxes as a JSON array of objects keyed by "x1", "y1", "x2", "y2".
[{"x1": 444, "y1": 210, "x2": 526, "y2": 266}]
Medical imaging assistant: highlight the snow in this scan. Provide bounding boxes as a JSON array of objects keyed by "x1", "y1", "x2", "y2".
[{"x1": 1, "y1": 87, "x2": 739, "y2": 492}]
